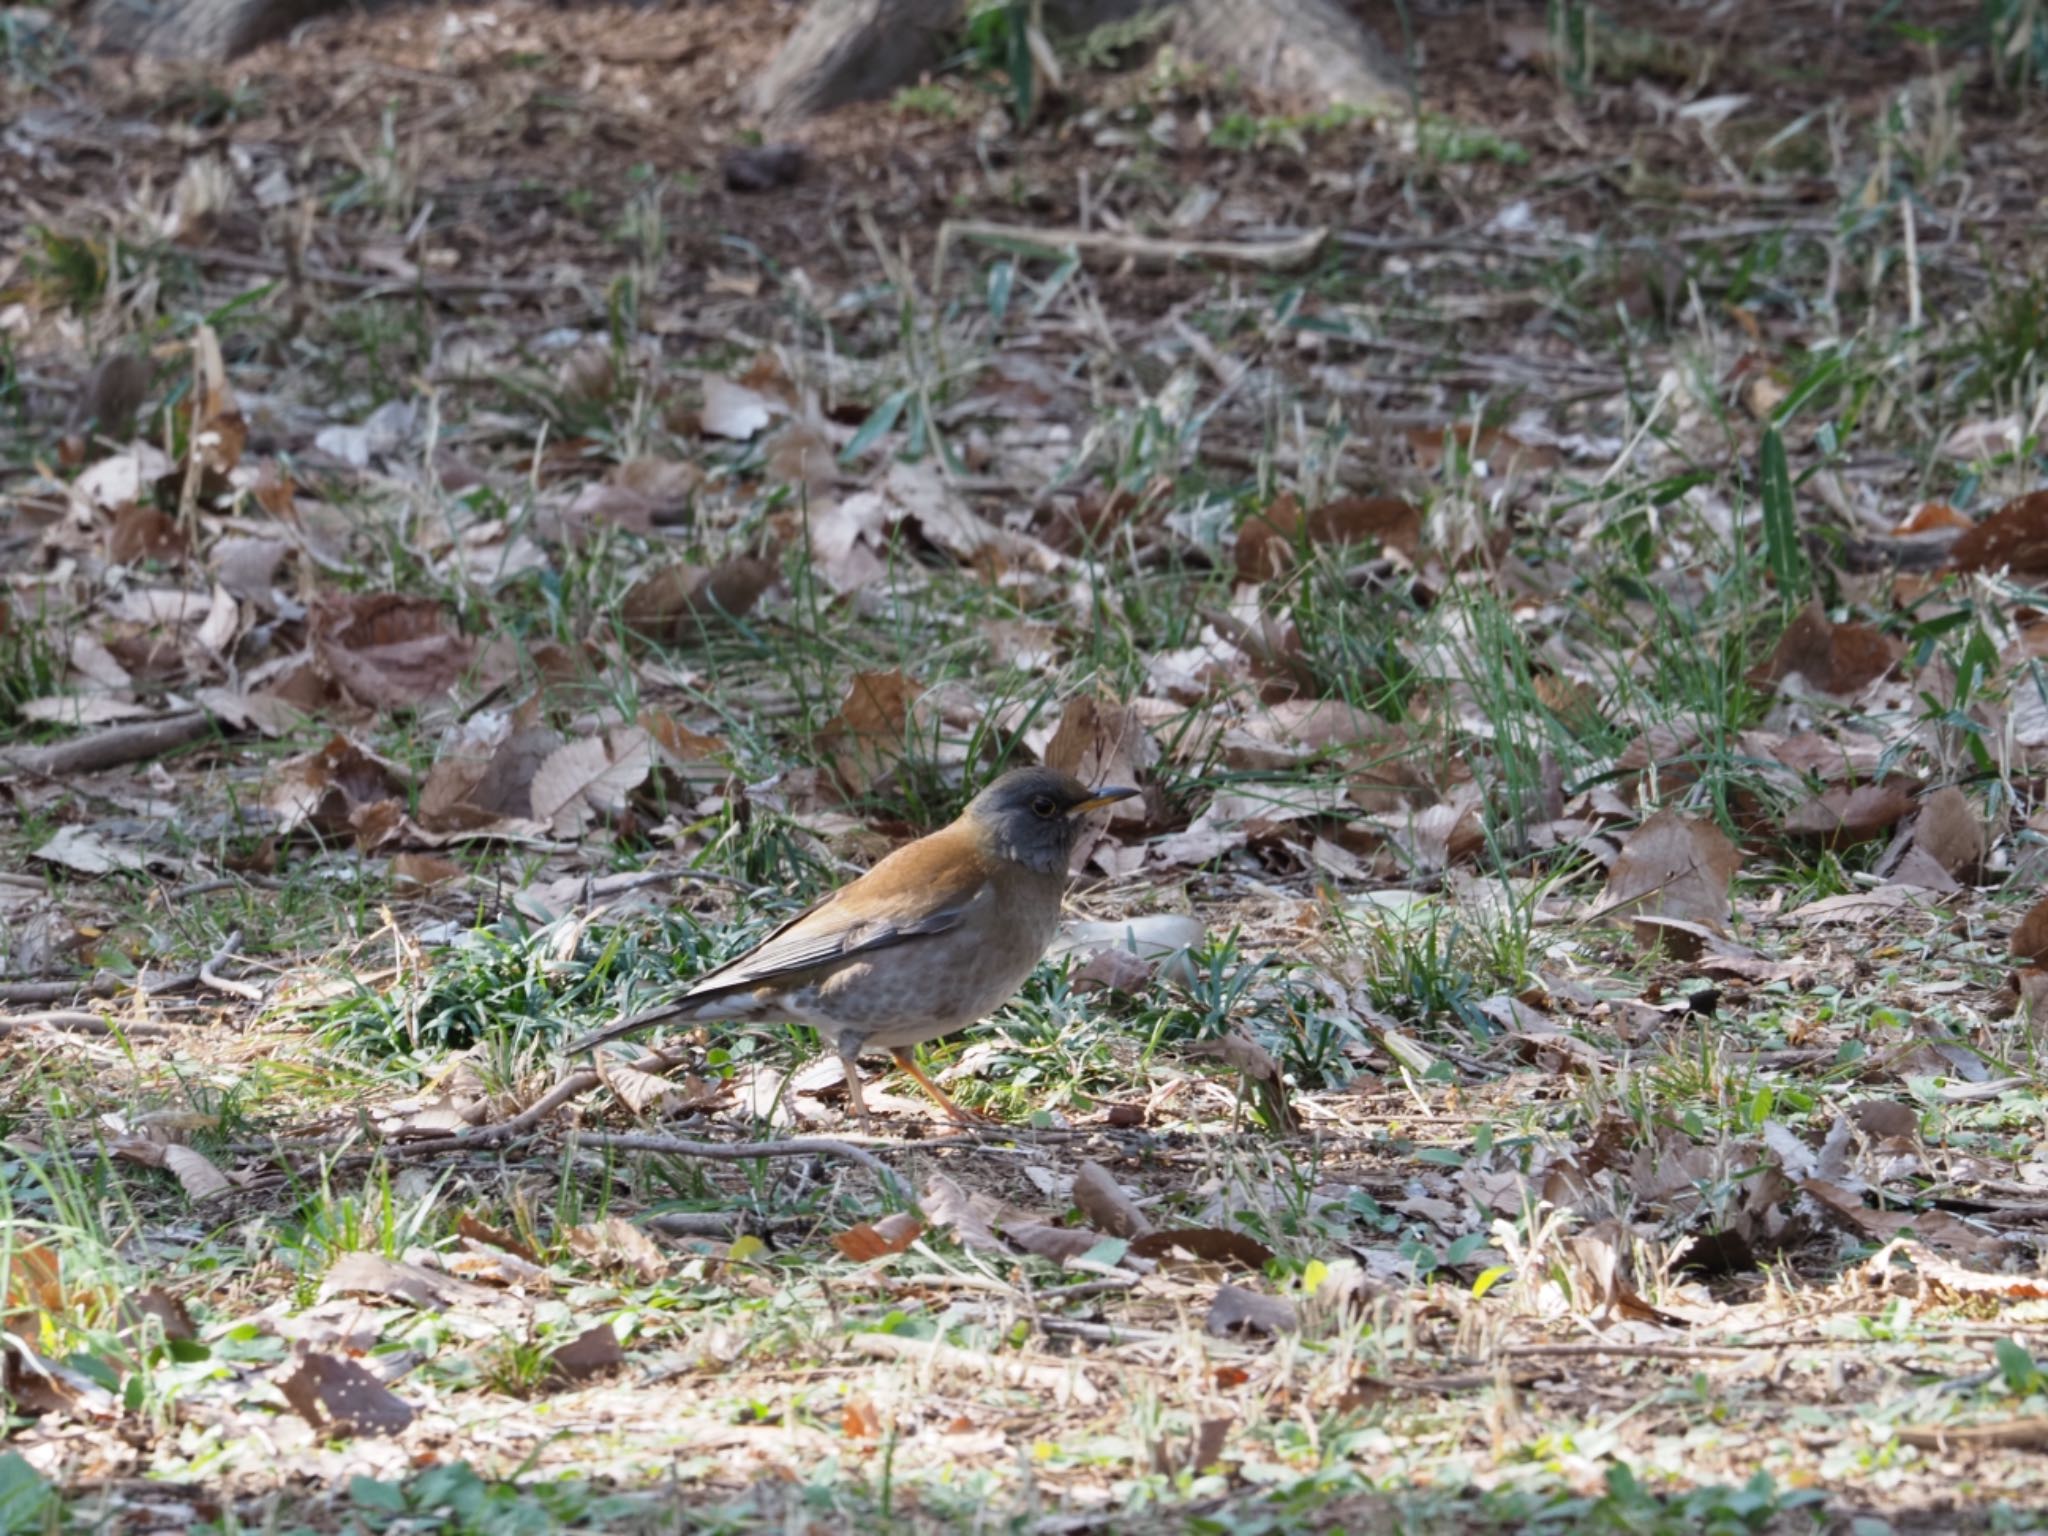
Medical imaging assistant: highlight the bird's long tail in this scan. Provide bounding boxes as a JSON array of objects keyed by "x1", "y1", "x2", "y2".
[{"x1": 563, "y1": 1000, "x2": 697, "y2": 1055}]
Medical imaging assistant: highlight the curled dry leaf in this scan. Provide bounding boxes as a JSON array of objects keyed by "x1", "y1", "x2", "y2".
[
  {"x1": 1072, "y1": 1161, "x2": 1153, "y2": 1239},
  {"x1": 390, "y1": 852, "x2": 463, "y2": 888},
  {"x1": 1948, "y1": 489, "x2": 2048, "y2": 576},
  {"x1": 1235, "y1": 492, "x2": 1422, "y2": 583},
  {"x1": 546, "y1": 1323, "x2": 626, "y2": 1386},
  {"x1": 1206, "y1": 1283, "x2": 1298, "y2": 1338},
  {"x1": 311, "y1": 593, "x2": 474, "y2": 712},
  {"x1": 455, "y1": 1212, "x2": 540, "y2": 1266},
  {"x1": 833, "y1": 1211, "x2": 924, "y2": 1261},
  {"x1": 920, "y1": 1173, "x2": 1006, "y2": 1255},
  {"x1": 565, "y1": 1217, "x2": 669, "y2": 1283},
  {"x1": 1908, "y1": 785, "x2": 1986, "y2": 881},
  {"x1": 1751, "y1": 600, "x2": 1901, "y2": 696},
  {"x1": 1602, "y1": 809, "x2": 1740, "y2": 939},
  {"x1": 1802, "y1": 1179, "x2": 2016, "y2": 1262},
  {"x1": 820, "y1": 670, "x2": 920, "y2": 795},
  {"x1": 319, "y1": 1251, "x2": 529, "y2": 1317},
  {"x1": 2012, "y1": 897, "x2": 2048, "y2": 964},
  {"x1": 1184, "y1": 1032, "x2": 1300, "y2": 1132},
  {"x1": 277, "y1": 1353, "x2": 414, "y2": 1439},
  {"x1": 161, "y1": 1144, "x2": 232, "y2": 1203},
  {"x1": 1780, "y1": 783, "x2": 1917, "y2": 846},
  {"x1": 265, "y1": 736, "x2": 408, "y2": 841},
  {"x1": 420, "y1": 723, "x2": 561, "y2": 831},
  {"x1": 621, "y1": 557, "x2": 776, "y2": 643},
  {"x1": 33, "y1": 826, "x2": 153, "y2": 875},
  {"x1": 1128, "y1": 1228, "x2": 1275, "y2": 1271}
]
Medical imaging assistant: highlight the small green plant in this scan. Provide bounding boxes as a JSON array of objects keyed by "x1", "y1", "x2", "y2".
[
  {"x1": 1985, "y1": 0, "x2": 2048, "y2": 96},
  {"x1": 27, "y1": 225, "x2": 107, "y2": 314},
  {"x1": 892, "y1": 82, "x2": 965, "y2": 119}
]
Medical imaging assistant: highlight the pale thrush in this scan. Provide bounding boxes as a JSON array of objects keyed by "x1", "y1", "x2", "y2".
[{"x1": 566, "y1": 766, "x2": 1138, "y2": 1124}]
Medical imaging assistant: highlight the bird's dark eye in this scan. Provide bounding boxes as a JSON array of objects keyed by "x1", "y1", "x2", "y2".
[{"x1": 1030, "y1": 794, "x2": 1058, "y2": 818}]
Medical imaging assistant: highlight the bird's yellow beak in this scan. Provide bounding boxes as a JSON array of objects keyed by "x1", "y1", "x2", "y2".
[{"x1": 1068, "y1": 786, "x2": 1139, "y2": 816}]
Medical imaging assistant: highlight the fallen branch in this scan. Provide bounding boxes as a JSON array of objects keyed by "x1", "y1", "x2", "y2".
[
  {"x1": 198, "y1": 930, "x2": 262, "y2": 1001},
  {"x1": 937, "y1": 220, "x2": 1328, "y2": 278},
  {"x1": 1, "y1": 711, "x2": 218, "y2": 778},
  {"x1": 0, "y1": 1011, "x2": 181, "y2": 1038},
  {"x1": 848, "y1": 1331, "x2": 1101, "y2": 1406}
]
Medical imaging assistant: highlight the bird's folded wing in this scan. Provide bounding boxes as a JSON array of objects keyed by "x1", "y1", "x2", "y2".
[{"x1": 682, "y1": 838, "x2": 999, "y2": 1001}]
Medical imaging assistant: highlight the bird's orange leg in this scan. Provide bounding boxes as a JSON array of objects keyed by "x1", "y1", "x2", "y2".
[{"x1": 889, "y1": 1047, "x2": 988, "y2": 1126}]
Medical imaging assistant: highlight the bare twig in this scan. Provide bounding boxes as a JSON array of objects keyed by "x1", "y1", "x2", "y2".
[
  {"x1": 0, "y1": 711, "x2": 218, "y2": 777},
  {"x1": 937, "y1": 220, "x2": 1328, "y2": 276},
  {"x1": 0, "y1": 1011, "x2": 180, "y2": 1038},
  {"x1": 847, "y1": 1331, "x2": 1102, "y2": 1405},
  {"x1": 573, "y1": 1131, "x2": 905, "y2": 1197},
  {"x1": 198, "y1": 930, "x2": 262, "y2": 1001}
]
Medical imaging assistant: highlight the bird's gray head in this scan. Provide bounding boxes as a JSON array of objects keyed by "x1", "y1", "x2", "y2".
[{"x1": 962, "y1": 766, "x2": 1138, "y2": 875}]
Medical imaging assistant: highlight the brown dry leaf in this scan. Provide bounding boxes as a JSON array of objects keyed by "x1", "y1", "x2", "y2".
[
  {"x1": 621, "y1": 558, "x2": 776, "y2": 643},
  {"x1": 1602, "y1": 810, "x2": 1740, "y2": 937},
  {"x1": 277, "y1": 1353, "x2": 414, "y2": 1439},
  {"x1": 1000, "y1": 1219, "x2": 1105, "y2": 1264},
  {"x1": 1206, "y1": 1284, "x2": 1298, "y2": 1338},
  {"x1": 1072, "y1": 1161, "x2": 1153, "y2": 1239},
  {"x1": 108, "y1": 504, "x2": 186, "y2": 566},
  {"x1": 1794, "y1": 884, "x2": 1934, "y2": 927},
  {"x1": 456, "y1": 1213, "x2": 540, "y2": 1266},
  {"x1": 1864, "y1": 1238, "x2": 2048, "y2": 1300},
  {"x1": 1949, "y1": 489, "x2": 2048, "y2": 575},
  {"x1": 161, "y1": 1144, "x2": 232, "y2": 1204},
  {"x1": 1042, "y1": 695, "x2": 1153, "y2": 823},
  {"x1": 1803, "y1": 1179, "x2": 2014, "y2": 1261},
  {"x1": 1128, "y1": 1228, "x2": 1275, "y2": 1271},
  {"x1": 312, "y1": 594, "x2": 474, "y2": 712},
  {"x1": 318, "y1": 1252, "x2": 518, "y2": 1313},
  {"x1": 1071, "y1": 946, "x2": 1156, "y2": 993},
  {"x1": 600, "y1": 1057, "x2": 684, "y2": 1115},
  {"x1": 391, "y1": 852, "x2": 463, "y2": 888},
  {"x1": 820, "y1": 671, "x2": 920, "y2": 795},
  {"x1": 266, "y1": 736, "x2": 409, "y2": 840},
  {"x1": 833, "y1": 1211, "x2": 924, "y2": 1261},
  {"x1": 117, "y1": 1287, "x2": 196, "y2": 1343},
  {"x1": 1236, "y1": 493, "x2": 1422, "y2": 582},
  {"x1": 920, "y1": 1173, "x2": 1007, "y2": 1255},
  {"x1": 565, "y1": 1217, "x2": 669, "y2": 1283},
  {"x1": 546, "y1": 1323, "x2": 625, "y2": 1386},
  {"x1": 842, "y1": 1397, "x2": 884, "y2": 1439},
  {"x1": 1911, "y1": 785, "x2": 1986, "y2": 880},
  {"x1": 529, "y1": 728, "x2": 656, "y2": 837},
  {"x1": 3, "y1": 1244, "x2": 65, "y2": 1341},
  {"x1": 1751, "y1": 600, "x2": 1901, "y2": 696},
  {"x1": 1566, "y1": 1219, "x2": 1686, "y2": 1326},
  {"x1": 1780, "y1": 783, "x2": 1917, "y2": 845},
  {"x1": 1184, "y1": 1031, "x2": 1301, "y2": 1132},
  {"x1": 420, "y1": 724, "x2": 562, "y2": 830},
  {"x1": 2012, "y1": 896, "x2": 2048, "y2": 964},
  {"x1": 640, "y1": 708, "x2": 728, "y2": 769}
]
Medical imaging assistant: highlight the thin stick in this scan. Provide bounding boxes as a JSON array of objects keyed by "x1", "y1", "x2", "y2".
[
  {"x1": 938, "y1": 219, "x2": 1328, "y2": 274},
  {"x1": 0, "y1": 711, "x2": 215, "y2": 777},
  {"x1": 1497, "y1": 1342, "x2": 1759, "y2": 1362},
  {"x1": 0, "y1": 1012, "x2": 180, "y2": 1038},
  {"x1": 198, "y1": 930, "x2": 262, "y2": 1002},
  {"x1": 574, "y1": 1131, "x2": 904, "y2": 1197}
]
